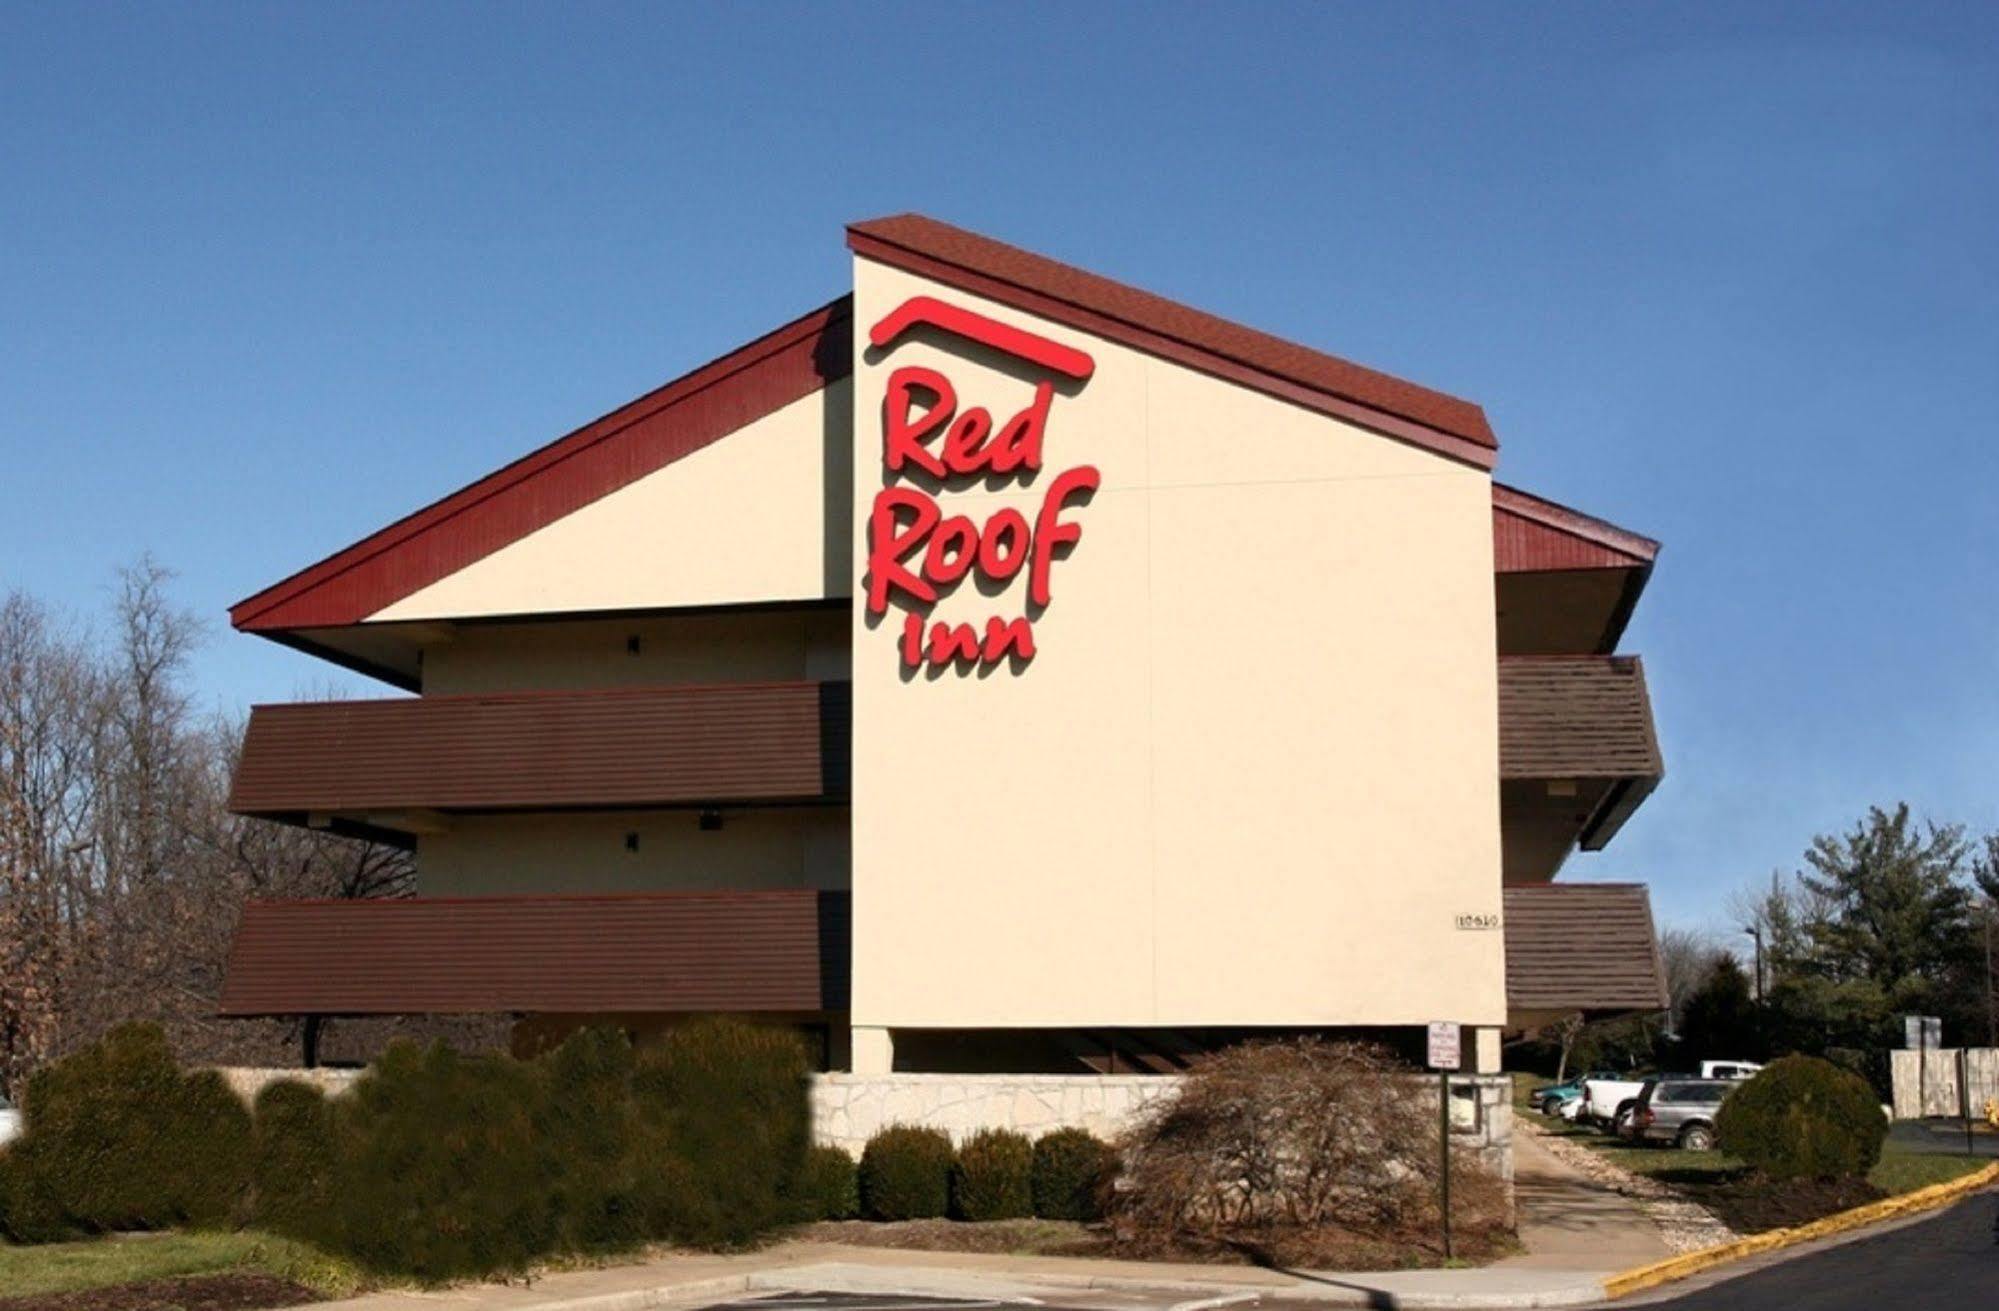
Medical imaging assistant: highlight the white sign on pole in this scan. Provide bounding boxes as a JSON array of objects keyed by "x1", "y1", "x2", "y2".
[
  {"x1": 1427, "y1": 1021, "x2": 1462, "y2": 1071},
  {"x1": 1903, "y1": 1016, "x2": 1941, "y2": 1050}
]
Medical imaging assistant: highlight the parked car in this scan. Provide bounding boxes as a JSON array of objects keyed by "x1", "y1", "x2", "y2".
[
  {"x1": 1532, "y1": 1071, "x2": 1619, "y2": 1116},
  {"x1": 1579, "y1": 1073, "x2": 1674, "y2": 1131},
  {"x1": 0, "y1": 1093, "x2": 19, "y2": 1147},
  {"x1": 1582, "y1": 1061, "x2": 1762, "y2": 1132},
  {"x1": 1629, "y1": 1078, "x2": 1735, "y2": 1150}
]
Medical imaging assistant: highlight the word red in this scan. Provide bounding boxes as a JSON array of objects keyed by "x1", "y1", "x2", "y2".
[{"x1": 863, "y1": 298, "x2": 1099, "y2": 672}]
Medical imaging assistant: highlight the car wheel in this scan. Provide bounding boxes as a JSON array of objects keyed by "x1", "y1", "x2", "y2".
[
  {"x1": 1541, "y1": 1096, "x2": 1563, "y2": 1116},
  {"x1": 1679, "y1": 1124, "x2": 1716, "y2": 1152}
]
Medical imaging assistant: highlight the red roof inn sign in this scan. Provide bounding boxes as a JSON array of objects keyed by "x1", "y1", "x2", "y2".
[{"x1": 864, "y1": 297, "x2": 1100, "y2": 672}]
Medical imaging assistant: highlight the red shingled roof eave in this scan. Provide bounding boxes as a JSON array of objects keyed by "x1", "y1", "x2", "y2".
[
  {"x1": 847, "y1": 213, "x2": 1498, "y2": 470},
  {"x1": 227, "y1": 296, "x2": 854, "y2": 634}
]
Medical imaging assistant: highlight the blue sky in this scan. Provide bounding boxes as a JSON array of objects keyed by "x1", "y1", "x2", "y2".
[{"x1": 3, "y1": 3, "x2": 1995, "y2": 935}]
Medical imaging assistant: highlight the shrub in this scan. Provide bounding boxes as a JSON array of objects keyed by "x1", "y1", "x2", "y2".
[
  {"x1": 0, "y1": 1143, "x2": 75, "y2": 1243},
  {"x1": 8, "y1": 1023, "x2": 250, "y2": 1233},
  {"x1": 251, "y1": 1080, "x2": 339, "y2": 1239},
  {"x1": 632, "y1": 1018, "x2": 811, "y2": 1248},
  {"x1": 536, "y1": 1027, "x2": 647, "y2": 1252},
  {"x1": 1716, "y1": 1054, "x2": 1886, "y2": 1181},
  {"x1": 796, "y1": 1145, "x2": 860, "y2": 1221},
  {"x1": 859, "y1": 1125, "x2": 953, "y2": 1220},
  {"x1": 1031, "y1": 1128, "x2": 1112, "y2": 1221},
  {"x1": 168, "y1": 1070, "x2": 254, "y2": 1228},
  {"x1": 323, "y1": 1041, "x2": 558, "y2": 1281},
  {"x1": 1112, "y1": 1039, "x2": 1509, "y2": 1262},
  {"x1": 952, "y1": 1128, "x2": 1033, "y2": 1221}
]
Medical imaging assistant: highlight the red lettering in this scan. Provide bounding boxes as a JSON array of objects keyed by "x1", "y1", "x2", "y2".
[
  {"x1": 900, "y1": 612, "x2": 924, "y2": 668},
  {"x1": 941, "y1": 407, "x2": 995, "y2": 476},
  {"x1": 1029, "y1": 465, "x2": 1100, "y2": 607},
  {"x1": 928, "y1": 621, "x2": 981, "y2": 667},
  {"x1": 990, "y1": 381, "x2": 1052, "y2": 474},
  {"x1": 983, "y1": 616, "x2": 1036, "y2": 663},
  {"x1": 921, "y1": 514, "x2": 980, "y2": 587},
  {"x1": 977, "y1": 508, "x2": 1031, "y2": 581},
  {"x1": 882, "y1": 367, "x2": 954, "y2": 478},
  {"x1": 866, "y1": 486, "x2": 940, "y2": 615}
]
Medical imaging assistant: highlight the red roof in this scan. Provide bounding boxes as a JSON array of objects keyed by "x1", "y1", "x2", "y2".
[
  {"x1": 1493, "y1": 483, "x2": 1658, "y2": 572},
  {"x1": 229, "y1": 217, "x2": 1650, "y2": 647},
  {"x1": 218, "y1": 890, "x2": 851, "y2": 1016},
  {"x1": 848, "y1": 214, "x2": 1496, "y2": 467},
  {"x1": 231, "y1": 297, "x2": 852, "y2": 633}
]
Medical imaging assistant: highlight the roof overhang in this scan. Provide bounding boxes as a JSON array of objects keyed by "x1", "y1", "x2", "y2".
[
  {"x1": 1503, "y1": 882, "x2": 1669, "y2": 1030},
  {"x1": 1498, "y1": 656, "x2": 1664, "y2": 881},
  {"x1": 1493, "y1": 483, "x2": 1659, "y2": 656},
  {"x1": 847, "y1": 213, "x2": 1498, "y2": 471},
  {"x1": 219, "y1": 890, "x2": 851, "y2": 1017},
  {"x1": 230, "y1": 681, "x2": 850, "y2": 838}
]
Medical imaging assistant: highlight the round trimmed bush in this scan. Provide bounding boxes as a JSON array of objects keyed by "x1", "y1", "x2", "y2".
[
  {"x1": 1030, "y1": 1128, "x2": 1112, "y2": 1221},
  {"x1": 859, "y1": 1125, "x2": 953, "y2": 1220},
  {"x1": 251, "y1": 1079, "x2": 339, "y2": 1240},
  {"x1": 1716, "y1": 1054, "x2": 1886, "y2": 1181},
  {"x1": 168, "y1": 1069, "x2": 253, "y2": 1228},
  {"x1": 8, "y1": 1022, "x2": 250, "y2": 1233},
  {"x1": 952, "y1": 1128, "x2": 1033, "y2": 1221},
  {"x1": 796, "y1": 1145, "x2": 860, "y2": 1220}
]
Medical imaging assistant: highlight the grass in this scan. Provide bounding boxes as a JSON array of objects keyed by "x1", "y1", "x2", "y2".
[
  {"x1": 1545, "y1": 1119, "x2": 1984, "y2": 1197},
  {"x1": 1866, "y1": 1147, "x2": 1990, "y2": 1194},
  {"x1": 0, "y1": 1230, "x2": 366, "y2": 1300}
]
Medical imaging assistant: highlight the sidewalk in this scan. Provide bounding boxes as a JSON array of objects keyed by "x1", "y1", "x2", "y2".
[
  {"x1": 1499, "y1": 1129, "x2": 1674, "y2": 1272},
  {"x1": 322, "y1": 1237, "x2": 1613, "y2": 1311}
]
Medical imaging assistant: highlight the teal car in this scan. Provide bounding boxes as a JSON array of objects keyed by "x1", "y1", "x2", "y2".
[{"x1": 1531, "y1": 1071, "x2": 1617, "y2": 1116}]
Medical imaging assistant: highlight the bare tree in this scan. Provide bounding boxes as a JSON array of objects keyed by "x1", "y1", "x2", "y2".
[{"x1": 0, "y1": 563, "x2": 426, "y2": 1093}]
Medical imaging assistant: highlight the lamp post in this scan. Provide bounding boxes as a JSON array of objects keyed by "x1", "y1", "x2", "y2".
[{"x1": 1742, "y1": 925, "x2": 1765, "y2": 1003}]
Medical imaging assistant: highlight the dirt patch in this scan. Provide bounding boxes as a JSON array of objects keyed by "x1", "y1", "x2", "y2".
[
  {"x1": 795, "y1": 1219, "x2": 1102, "y2": 1256},
  {"x1": 1677, "y1": 1173, "x2": 1882, "y2": 1234},
  {"x1": 0, "y1": 1274, "x2": 320, "y2": 1311}
]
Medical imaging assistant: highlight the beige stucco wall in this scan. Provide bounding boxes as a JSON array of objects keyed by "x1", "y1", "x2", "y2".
[
  {"x1": 419, "y1": 607, "x2": 848, "y2": 695},
  {"x1": 374, "y1": 380, "x2": 852, "y2": 623},
  {"x1": 416, "y1": 805, "x2": 849, "y2": 897},
  {"x1": 849, "y1": 259, "x2": 1505, "y2": 1030}
]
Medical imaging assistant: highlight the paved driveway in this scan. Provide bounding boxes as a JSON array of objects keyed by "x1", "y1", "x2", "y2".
[{"x1": 1636, "y1": 1192, "x2": 1999, "y2": 1309}]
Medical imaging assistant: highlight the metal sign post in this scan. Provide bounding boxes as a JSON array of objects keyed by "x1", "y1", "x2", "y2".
[{"x1": 1427, "y1": 1021, "x2": 1461, "y2": 1261}]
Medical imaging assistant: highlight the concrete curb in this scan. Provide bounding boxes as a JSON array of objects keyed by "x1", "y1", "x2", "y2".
[
  {"x1": 739, "y1": 1259, "x2": 1611, "y2": 1310},
  {"x1": 1601, "y1": 1159, "x2": 1999, "y2": 1299}
]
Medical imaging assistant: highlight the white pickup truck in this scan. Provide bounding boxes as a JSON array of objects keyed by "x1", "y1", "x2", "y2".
[{"x1": 1580, "y1": 1061, "x2": 1762, "y2": 1132}]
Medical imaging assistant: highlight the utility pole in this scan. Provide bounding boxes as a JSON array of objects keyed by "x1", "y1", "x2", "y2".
[
  {"x1": 1743, "y1": 924, "x2": 1765, "y2": 1003},
  {"x1": 1985, "y1": 902, "x2": 1995, "y2": 1050}
]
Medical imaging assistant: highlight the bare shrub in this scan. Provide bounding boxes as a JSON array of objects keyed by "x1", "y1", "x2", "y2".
[{"x1": 1111, "y1": 1039, "x2": 1510, "y2": 1265}]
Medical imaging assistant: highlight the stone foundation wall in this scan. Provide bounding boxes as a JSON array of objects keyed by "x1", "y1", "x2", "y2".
[
  {"x1": 210, "y1": 1066, "x2": 365, "y2": 1104},
  {"x1": 808, "y1": 1073, "x2": 1178, "y2": 1154},
  {"x1": 809, "y1": 1072, "x2": 1514, "y2": 1184}
]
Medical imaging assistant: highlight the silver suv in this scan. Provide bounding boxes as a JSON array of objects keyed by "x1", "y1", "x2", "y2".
[{"x1": 1630, "y1": 1078, "x2": 1733, "y2": 1150}]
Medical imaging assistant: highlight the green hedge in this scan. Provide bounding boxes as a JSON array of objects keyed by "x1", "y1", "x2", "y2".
[
  {"x1": 796, "y1": 1145, "x2": 860, "y2": 1221},
  {"x1": 952, "y1": 1128, "x2": 1033, "y2": 1221},
  {"x1": 1716, "y1": 1054, "x2": 1886, "y2": 1181},
  {"x1": 0, "y1": 1019, "x2": 813, "y2": 1281},
  {"x1": 3, "y1": 1024, "x2": 250, "y2": 1235},
  {"x1": 1030, "y1": 1128, "x2": 1112, "y2": 1221},
  {"x1": 859, "y1": 1125, "x2": 953, "y2": 1220}
]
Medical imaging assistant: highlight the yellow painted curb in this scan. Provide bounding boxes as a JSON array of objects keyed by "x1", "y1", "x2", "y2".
[{"x1": 1601, "y1": 1159, "x2": 1999, "y2": 1299}]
